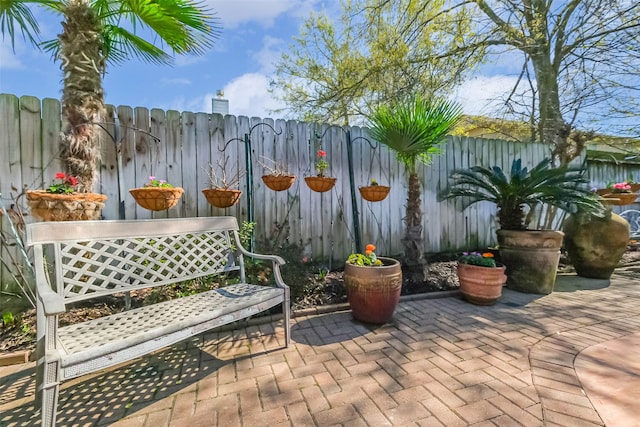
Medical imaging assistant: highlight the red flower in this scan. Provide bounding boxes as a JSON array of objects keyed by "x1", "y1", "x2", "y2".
[
  {"x1": 55, "y1": 172, "x2": 66, "y2": 179},
  {"x1": 317, "y1": 150, "x2": 327, "y2": 157}
]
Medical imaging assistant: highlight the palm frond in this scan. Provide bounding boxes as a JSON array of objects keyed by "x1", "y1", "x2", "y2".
[
  {"x1": 442, "y1": 157, "x2": 606, "y2": 230},
  {"x1": 0, "y1": 0, "x2": 41, "y2": 49},
  {"x1": 368, "y1": 95, "x2": 462, "y2": 171}
]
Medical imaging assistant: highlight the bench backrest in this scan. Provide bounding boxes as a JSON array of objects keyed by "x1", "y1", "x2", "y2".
[{"x1": 26, "y1": 216, "x2": 244, "y2": 304}]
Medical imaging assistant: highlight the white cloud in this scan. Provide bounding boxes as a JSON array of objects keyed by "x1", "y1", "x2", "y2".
[
  {"x1": 251, "y1": 36, "x2": 285, "y2": 74},
  {"x1": 221, "y1": 73, "x2": 285, "y2": 118},
  {"x1": 453, "y1": 75, "x2": 527, "y2": 116},
  {"x1": 209, "y1": 0, "x2": 317, "y2": 29}
]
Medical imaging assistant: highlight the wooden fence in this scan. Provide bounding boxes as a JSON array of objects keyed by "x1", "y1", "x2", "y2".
[{"x1": 1, "y1": 94, "x2": 639, "y2": 293}]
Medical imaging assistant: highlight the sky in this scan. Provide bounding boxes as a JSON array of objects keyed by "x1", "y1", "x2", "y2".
[{"x1": 0, "y1": 0, "x2": 520, "y2": 121}]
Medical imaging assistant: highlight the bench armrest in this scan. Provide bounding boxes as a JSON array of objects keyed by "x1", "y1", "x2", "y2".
[
  {"x1": 234, "y1": 235, "x2": 288, "y2": 289},
  {"x1": 33, "y1": 250, "x2": 66, "y2": 316}
]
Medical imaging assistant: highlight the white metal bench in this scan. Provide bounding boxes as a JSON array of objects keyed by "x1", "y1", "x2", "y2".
[
  {"x1": 620, "y1": 210, "x2": 640, "y2": 238},
  {"x1": 25, "y1": 216, "x2": 290, "y2": 427}
]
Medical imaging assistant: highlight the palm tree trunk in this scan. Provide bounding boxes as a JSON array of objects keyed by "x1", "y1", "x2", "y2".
[
  {"x1": 402, "y1": 172, "x2": 424, "y2": 270},
  {"x1": 59, "y1": 0, "x2": 105, "y2": 192}
]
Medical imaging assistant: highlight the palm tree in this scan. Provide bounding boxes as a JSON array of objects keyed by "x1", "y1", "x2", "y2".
[
  {"x1": 368, "y1": 95, "x2": 462, "y2": 271},
  {"x1": 442, "y1": 158, "x2": 606, "y2": 230},
  {"x1": 1, "y1": 0, "x2": 221, "y2": 192}
]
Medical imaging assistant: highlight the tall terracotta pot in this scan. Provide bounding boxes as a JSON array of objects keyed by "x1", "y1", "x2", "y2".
[
  {"x1": 563, "y1": 212, "x2": 630, "y2": 279},
  {"x1": 457, "y1": 263, "x2": 507, "y2": 305},
  {"x1": 343, "y1": 257, "x2": 402, "y2": 324},
  {"x1": 497, "y1": 229, "x2": 564, "y2": 294}
]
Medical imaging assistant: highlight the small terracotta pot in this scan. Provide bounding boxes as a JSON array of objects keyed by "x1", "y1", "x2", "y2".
[{"x1": 457, "y1": 262, "x2": 506, "y2": 305}]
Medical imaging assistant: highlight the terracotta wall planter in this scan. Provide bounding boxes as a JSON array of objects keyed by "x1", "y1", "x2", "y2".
[
  {"x1": 202, "y1": 188, "x2": 241, "y2": 208},
  {"x1": 129, "y1": 187, "x2": 183, "y2": 211},
  {"x1": 262, "y1": 175, "x2": 295, "y2": 191},
  {"x1": 359, "y1": 185, "x2": 390, "y2": 202},
  {"x1": 343, "y1": 257, "x2": 402, "y2": 324},
  {"x1": 602, "y1": 192, "x2": 638, "y2": 205},
  {"x1": 26, "y1": 190, "x2": 107, "y2": 221},
  {"x1": 304, "y1": 176, "x2": 336, "y2": 193},
  {"x1": 457, "y1": 262, "x2": 506, "y2": 305}
]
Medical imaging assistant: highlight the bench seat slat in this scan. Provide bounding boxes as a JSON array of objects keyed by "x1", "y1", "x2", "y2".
[{"x1": 57, "y1": 283, "x2": 284, "y2": 378}]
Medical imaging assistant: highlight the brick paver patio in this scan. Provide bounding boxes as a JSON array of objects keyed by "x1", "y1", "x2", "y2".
[{"x1": 1, "y1": 270, "x2": 639, "y2": 426}]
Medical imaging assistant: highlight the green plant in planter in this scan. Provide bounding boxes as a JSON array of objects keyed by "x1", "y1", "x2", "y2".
[
  {"x1": 459, "y1": 251, "x2": 497, "y2": 267},
  {"x1": 442, "y1": 158, "x2": 606, "y2": 295},
  {"x1": 347, "y1": 244, "x2": 383, "y2": 266},
  {"x1": 441, "y1": 158, "x2": 606, "y2": 230}
]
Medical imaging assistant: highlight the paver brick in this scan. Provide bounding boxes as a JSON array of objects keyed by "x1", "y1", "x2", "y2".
[
  {"x1": 454, "y1": 400, "x2": 502, "y2": 424},
  {"x1": 384, "y1": 401, "x2": 431, "y2": 425},
  {"x1": 300, "y1": 385, "x2": 330, "y2": 413},
  {"x1": 3, "y1": 278, "x2": 640, "y2": 427}
]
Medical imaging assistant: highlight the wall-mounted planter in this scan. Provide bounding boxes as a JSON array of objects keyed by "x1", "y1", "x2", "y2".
[
  {"x1": 304, "y1": 176, "x2": 336, "y2": 193},
  {"x1": 359, "y1": 185, "x2": 390, "y2": 202},
  {"x1": 202, "y1": 188, "x2": 242, "y2": 208},
  {"x1": 26, "y1": 190, "x2": 107, "y2": 221},
  {"x1": 262, "y1": 175, "x2": 295, "y2": 191},
  {"x1": 129, "y1": 187, "x2": 183, "y2": 211}
]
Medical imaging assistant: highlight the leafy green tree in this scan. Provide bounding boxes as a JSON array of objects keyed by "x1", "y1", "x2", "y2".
[
  {"x1": 271, "y1": 0, "x2": 480, "y2": 125},
  {"x1": 1, "y1": 0, "x2": 220, "y2": 192},
  {"x1": 414, "y1": 0, "x2": 640, "y2": 164},
  {"x1": 369, "y1": 95, "x2": 462, "y2": 271}
]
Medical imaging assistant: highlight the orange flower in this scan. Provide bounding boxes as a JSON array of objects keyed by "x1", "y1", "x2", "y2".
[
  {"x1": 482, "y1": 252, "x2": 494, "y2": 258},
  {"x1": 365, "y1": 249, "x2": 373, "y2": 255},
  {"x1": 365, "y1": 244, "x2": 376, "y2": 251}
]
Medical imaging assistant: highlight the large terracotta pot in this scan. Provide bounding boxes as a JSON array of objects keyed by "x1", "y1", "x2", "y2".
[
  {"x1": 457, "y1": 262, "x2": 507, "y2": 305},
  {"x1": 563, "y1": 212, "x2": 630, "y2": 279},
  {"x1": 343, "y1": 257, "x2": 402, "y2": 324},
  {"x1": 26, "y1": 190, "x2": 107, "y2": 221},
  {"x1": 497, "y1": 229, "x2": 564, "y2": 294}
]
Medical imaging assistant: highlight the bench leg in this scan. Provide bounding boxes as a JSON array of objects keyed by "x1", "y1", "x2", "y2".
[
  {"x1": 283, "y1": 290, "x2": 290, "y2": 348},
  {"x1": 35, "y1": 354, "x2": 60, "y2": 427}
]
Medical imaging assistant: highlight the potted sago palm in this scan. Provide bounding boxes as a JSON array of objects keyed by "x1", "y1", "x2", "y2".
[
  {"x1": 343, "y1": 244, "x2": 402, "y2": 324},
  {"x1": 457, "y1": 251, "x2": 507, "y2": 305},
  {"x1": 442, "y1": 158, "x2": 605, "y2": 294}
]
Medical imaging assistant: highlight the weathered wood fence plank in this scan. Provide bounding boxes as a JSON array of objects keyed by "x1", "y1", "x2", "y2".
[{"x1": 2, "y1": 93, "x2": 640, "y2": 292}]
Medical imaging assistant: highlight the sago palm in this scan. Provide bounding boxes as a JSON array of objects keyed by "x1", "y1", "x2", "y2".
[
  {"x1": 442, "y1": 158, "x2": 606, "y2": 230},
  {"x1": 368, "y1": 95, "x2": 462, "y2": 270},
  {"x1": 1, "y1": 0, "x2": 220, "y2": 192}
]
